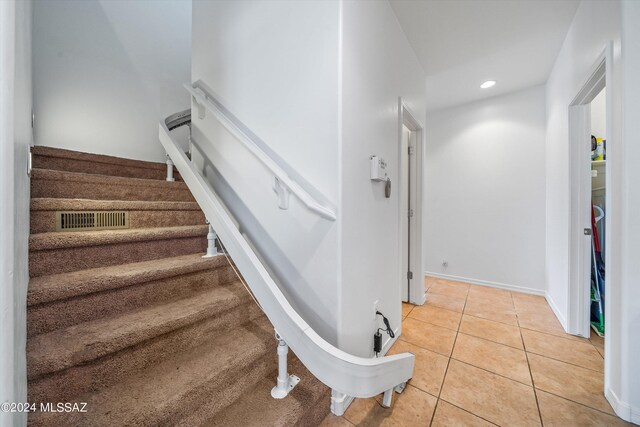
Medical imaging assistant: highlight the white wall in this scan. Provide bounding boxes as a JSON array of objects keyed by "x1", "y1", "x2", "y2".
[
  {"x1": 32, "y1": 0, "x2": 191, "y2": 163},
  {"x1": 424, "y1": 86, "x2": 546, "y2": 293},
  {"x1": 0, "y1": 2, "x2": 17, "y2": 423},
  {"x1": 1, "y1": 0, "x2": 31, "y2": 424},
  {"x1": 544, "y1": 0, "x2": 633, "y2": 420},
  {"x1": 544, "y1": 0, "x2": 621, "y2": 329},
  {"x1": 591, "y1": 87, "x2": 606, "y2": 139},
  {"x1": 620, "y1": 0, "x2": 640, "y2": 420},
  {"x1": 191, "y1": 0, "x2": 342, "y2": 344},
  {"x1": 190, "y1": 0, "x2": 424, "y2": 358},
  {"x1": 13, "y1": 1, "x2": 31, "y2": 423},
  {"x1": 340, "y1": 0, "x2": 426, "y2": 356}
]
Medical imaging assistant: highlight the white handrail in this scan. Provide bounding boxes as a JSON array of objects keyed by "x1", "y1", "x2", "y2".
[
  {"x1": 184, "y1": 83, "x2": 336, "y2": 222},
  {"x1": 159, "y1": 114, "x2": 414, "y2": 403}
]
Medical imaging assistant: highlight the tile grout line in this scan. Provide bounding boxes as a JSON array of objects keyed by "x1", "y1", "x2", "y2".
[
  {"x1": 428, "y1": 280, "x2": 616, "y2": 425},
  {"x1": 451, "y1": 358, "x2": 535, "y2": 388},
  {"x1": 513, "y1": 289, "x2": 614, "y2": 419},
  {"x1": 585, "y1": 326, "x2": 606, "y2": 359},
  {"x1": 454, "y1": 329, "x2": 523, "y2": 350},
  {"x1": 457, "y1": 309, "x2": 519, "y2": 327},
  {"x1": 520, "y1": 324, "x2": 597, "y2": 344},
  {"x1": 417, "y1": 280, "x2": 448, "y2": 427},
  {"x1": 405, "y1": 312, "x2": 461, "y2": 332},
  {"x1": 531, "y1": 388, "x2": 621, "y2": 418},
  {"x1": 455, "y1": 327, "x2": 525, "y2": 350},
  {"x1": 524, "y1": 350, "x2": 604, "y2": 374},
  {"x1": 426, "y1": 280, "x2": 614, "y2": 425},
  {"x1": 331, "y1": 281, "x2": 609, "y2": 425},
  {"x1": 447, "y1": 334, "x2": 537, "y2": 387},
  {"x1": 396, "y1": 336, "x2": 453, "y2": 358},
  {"x1": 428, "y1": 287, "x2": 469, "y2": 427},
  {"x1": 438, "y1": 398, "x2": 501, "y2": 426},
  {"x1": 400, "y1": 334, "x2": 538, "y2": 389},
  {"x1": 404, "y1": 380, "x2": 442, "y2": 400},
  {"x1": 426, "y1": 289, "x2": 469, "y2": 301},
  {"x1": 514, "y1": 290, "x2": 545, "y2": 427}
]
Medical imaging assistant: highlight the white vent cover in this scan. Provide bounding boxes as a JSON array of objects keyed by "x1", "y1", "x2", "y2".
[{"x1": 55, "y1": 211, "x2": 129, "y2": 232}]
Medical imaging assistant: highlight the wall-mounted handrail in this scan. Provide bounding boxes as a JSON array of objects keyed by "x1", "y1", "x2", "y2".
[
  {"x1": 184, "y1": 83, "x2": 336, "y2": 222},
  {"x1": 159, "y1": 112, "x2": 413, "y2": 408}
]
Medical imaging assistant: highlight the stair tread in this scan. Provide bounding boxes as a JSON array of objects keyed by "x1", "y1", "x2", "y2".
[
  {"x1": 28, "y1": 253, "x2": 228, "y2": 306},
  {"x1": 31, "y1": 168, "x2": 188, "y2": 189},
  {"x1": 28, "y1": 282, "x2": 252, "y2": 379},
  {"x1": 32, "y1": 146, "x2": 168, "y2": 171},
  {"x1": 29, "y1": 225, "x2": 208, "y2": 250},
  {"x1": 31, "y1": 198, "x2": 201, "y2": 211},
  {"x1": 195, "y1": 358, "x2": 330, "y2": 427},
  {"x1": 29, "y1": 316, "x2": 274, "y2": 427}
]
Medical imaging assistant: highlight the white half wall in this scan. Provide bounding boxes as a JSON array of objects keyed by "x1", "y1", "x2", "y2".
[
  {"x1": 340, "y1": 0, "x2": 426, "y2": 356},
  {"x1": 424, "y1": 85, "x2": 546, "y2": 293},
  {"x1": 190, "y1": 0, "x2": 425, "y2": 359},
  {"x1": 32, "y1": 0, "x2": 191, "y2": 162},
  {"x1": 191, "y1": 0, "x2": 341, "y2": 344}
]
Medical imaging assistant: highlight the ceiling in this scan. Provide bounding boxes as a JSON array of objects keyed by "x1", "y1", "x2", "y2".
[{"x1": 389, "y1": 0, "x2": 580, "y2": 112}]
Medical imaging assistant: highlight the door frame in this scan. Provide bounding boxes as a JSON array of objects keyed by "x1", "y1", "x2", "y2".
[
  {"x1": 568, "y1": 42, "x2": 614, "y2": 341},
  {"x1": 398, "y1": 98, "x2": 425, "y2": 305}
]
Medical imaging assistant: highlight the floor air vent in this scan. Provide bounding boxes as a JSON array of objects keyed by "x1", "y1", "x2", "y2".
[{"x1": 56, "y1": 211, "x2": 129, "y2": 232}]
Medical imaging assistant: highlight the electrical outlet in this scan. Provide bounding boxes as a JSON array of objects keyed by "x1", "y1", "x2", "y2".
[{"x1": 373, "y1": 300, "x2": 379, "y2": 320}]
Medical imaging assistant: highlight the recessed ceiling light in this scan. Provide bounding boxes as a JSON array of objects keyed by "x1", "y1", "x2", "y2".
[{"x1": 480, "y1": 80, "x2": 496, "y2": 89}]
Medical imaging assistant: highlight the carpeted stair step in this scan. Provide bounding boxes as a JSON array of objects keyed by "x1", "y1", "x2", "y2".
[
  {"x1": 27, "y1": 254, "x2": 237, "y2": 336},
  {"x1": 32, "y1": 146, "x2": 181, "y2": 181},
  {"x1": 29, "y1": 225, "x2": 208, "y2": 277},
  {"x1": 27, "y1": 283, "x2": 262, "y2": 404},
  {"x1": 28, "y1": 316, "x2": 276, "y2": 427},
  {"x1": 182, "y1": 357, "x2": 331, "y2": 427},
  {"x1": 31, "y1": 168, "x2": 194, "y2": 202},
  {"x1": 26, "y1": 147, "x2": 330, "y2": 427},
  {"x1": 30, "y1": 198, "x2": 204, "y2": 233}
]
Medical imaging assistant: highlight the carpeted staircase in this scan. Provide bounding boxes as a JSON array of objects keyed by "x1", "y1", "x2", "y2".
[{"x1": 27, "y1": 146, "x2": 330, "y2": 426}]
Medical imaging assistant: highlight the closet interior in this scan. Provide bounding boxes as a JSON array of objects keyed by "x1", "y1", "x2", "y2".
[{"x1": 590, "y1": 87, "x2": 606, "y2": 338}]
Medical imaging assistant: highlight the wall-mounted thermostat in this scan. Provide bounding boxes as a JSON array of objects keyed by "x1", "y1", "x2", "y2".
[{"x1": 370, "y1": 156, "x2": 388, "y2": 181}]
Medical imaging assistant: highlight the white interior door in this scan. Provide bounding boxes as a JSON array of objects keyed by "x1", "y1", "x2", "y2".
[{"x1": 568, "y1": 104, "x2": 593, "y2": 338}]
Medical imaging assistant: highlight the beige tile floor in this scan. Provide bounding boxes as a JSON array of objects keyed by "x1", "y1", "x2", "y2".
[{"x1": 321, "y1": 277, "x2": 630, "y2": 427}]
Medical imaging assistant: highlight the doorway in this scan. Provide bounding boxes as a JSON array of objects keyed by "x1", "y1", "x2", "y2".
[
  {"x1": 398, "y1": 99, "x2": 424, "y2": 305},
  {"x1": 567, "y1": 41, "x2": 617, "y2": 413},
  {"x1": 567, "y1": 46, "x2": 611, "y2": 340}
]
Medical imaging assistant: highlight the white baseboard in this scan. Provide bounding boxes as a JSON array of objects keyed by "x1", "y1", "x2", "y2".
[
  {"x1": 544, "y1": 291, "x2": 568, "y2": 331},
  {"x1": 423, "y1": 272, "x2": 575, "y2": 341},
  {"x1": 605, "y1": 387, "x2": 635, "y2": 423},
  {"x1": 424, "y1": 271, "x2": 545, "y2": 296}
]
